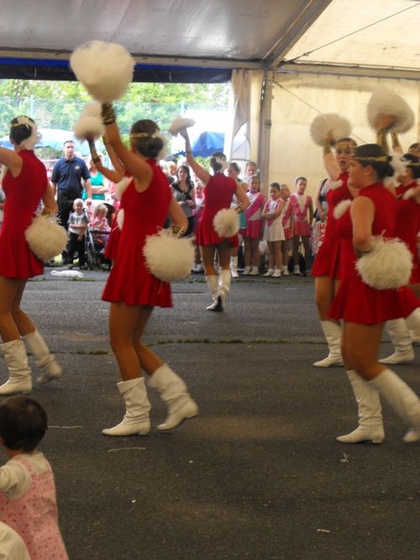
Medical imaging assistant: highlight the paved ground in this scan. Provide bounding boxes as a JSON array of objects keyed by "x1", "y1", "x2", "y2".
[{"x1": 1, "y1": 268, "x2": 419, "y2": 560}]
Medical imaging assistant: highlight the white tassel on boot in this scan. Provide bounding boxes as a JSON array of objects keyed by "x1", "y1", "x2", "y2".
[
  {"x1": 230, "y1": 256, "x2": 239, "y2": 278},
  {"x1": 336, "y1": 370, "x2": 384, "y2": 444},
  {"x1": 102, "y1": 377, "x2": 151, "y2": 436},
  {"x1": 23, "y1": 329, "x2": 63, "y2": 386},
  {"x1": 313, "y1": 320, "x2": 344, "y2": 367},
  {"x1": 379, "y1": 319, "x2": 414, "y2": 364},
  {"x1": 370, "y1": 368, "x2": 420, "y2": 443},
  {"x1": 0, "y1": 340, "x2": 32, "y2": 395},
  {"x1": 148, "y1": 364, "x2": 198, "y2": 431},
  {"x1": 206, "y1": 274, "x2": 220, "y2": 311}
]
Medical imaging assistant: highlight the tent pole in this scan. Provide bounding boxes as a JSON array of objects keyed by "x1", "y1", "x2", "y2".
[{"x1": 258, "y1": 70, "x2": 273, "y2": 193}]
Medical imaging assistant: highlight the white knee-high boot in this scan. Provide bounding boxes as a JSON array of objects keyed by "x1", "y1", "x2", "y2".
[
  {"x1": 313, "y1": 320, "x2": 343, "y2": 367},
  {"x1": 336, "y1": 370, "x2": 384, "y2": 444},
  {"x1": 214, "y1": 269, "x2": 231, "y2": 312},
  {"x1": 370, "y1": 368, "x2": 420, "y2": 443},
  {"x1": 0, "y1": 340, "x2": 32, "y2": 395},
  {"x1": 379, "y1": 319, "x2": 414, "y2": 365},
  {"x1": 206, "y1": 275, "x2": 220, "y2": 311},
  {"x1": 23, "y1": 329, "x2": 63, "y2": 386},
  {"x1": 148, "y1": 364, "x2": 198, "y2": 431},
  {"x1": 102, "y1": 377, "x2": 151, "y2": 436},
  {"x1": 406, "y1": 308, "x2": 420, "y2": 344},
  {"x1": 230, "y1": 256, "x2": 239, "y2": 278}
]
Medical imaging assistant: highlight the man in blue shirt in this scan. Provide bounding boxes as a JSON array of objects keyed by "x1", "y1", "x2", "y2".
[{"x1": 51, "y1": 140, "x2": 92, "y2": 230}]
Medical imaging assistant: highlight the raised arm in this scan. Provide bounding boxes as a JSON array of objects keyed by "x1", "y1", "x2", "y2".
[
  {"x1": 179, "y1": 128, "x2": 210, "y2": 185},
  {"x1": 101, "y1": 103, "x2": 152, "y2": 190}
]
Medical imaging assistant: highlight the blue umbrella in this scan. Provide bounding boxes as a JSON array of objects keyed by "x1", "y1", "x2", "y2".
[{"x1": 192, "y1": 131, "x2": 225, "y2": 157}]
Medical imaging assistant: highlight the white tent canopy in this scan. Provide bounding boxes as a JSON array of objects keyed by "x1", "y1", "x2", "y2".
[{"x1": 0, "y1": 0, "x2": 419, "y2": 193}]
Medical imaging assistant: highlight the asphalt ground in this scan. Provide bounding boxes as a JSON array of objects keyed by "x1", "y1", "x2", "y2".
[{"x1": 0, "y1": 267, "x2": 419, "y2": 560}]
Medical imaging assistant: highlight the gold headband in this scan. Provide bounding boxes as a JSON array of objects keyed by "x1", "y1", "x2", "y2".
[{"x1": 352, "y1": 156, "x2": 389, "y2": 163}]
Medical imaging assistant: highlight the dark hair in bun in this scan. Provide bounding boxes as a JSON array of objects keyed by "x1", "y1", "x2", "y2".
[
  {"x1": 130, "y1": 119, "x2": 164, "y2": 159},
  {"x1": 9, "y1": 115, "x2": 36, "y2": 146},
  {"x1": 352, "y1": 144, "x2": 394, "y2": 180}
]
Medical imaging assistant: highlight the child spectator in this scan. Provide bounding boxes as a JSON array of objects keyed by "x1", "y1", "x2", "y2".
[
  {"x1": 290, "y1": 176, "x2": 313, "y2": 275},
  {"x1": 90, "y1": 203, "x2": 111, "y2": 249},
  {"x1": 0, "y1": 396, "x2": 68, "y2": 559},
  {"x1": 280, "y1": 184, "x2": 294, "y2": 276},
  {"x1": 241, "y1": 175, "x2": 265, "y2": 275},
  {"x1": 66, "y1": 198, "x2": 88, "y2": 269},
  {"x1": 262, "y1": 182, "x2": 285, "y2": 277},
  {"x1": 191, "y1": 178, "x2": 205, "y2": 272}
]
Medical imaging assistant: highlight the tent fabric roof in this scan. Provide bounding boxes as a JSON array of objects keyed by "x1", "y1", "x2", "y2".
[{"x1": 0, "y1": 0, "x2": 418, "y2": 82}]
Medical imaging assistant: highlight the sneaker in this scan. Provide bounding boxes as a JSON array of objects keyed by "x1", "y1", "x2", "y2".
[
  {"x1": 242, "y1": 266, "x2": 251, "y2": 276},
  {"x1": 272, "y1": 269, "x2": 281, "y2": 278},
  {"x1": 282, "y1": 265, "x2": 289, "y2": 276},
  {"x1": 249, "y1": 266, "x2": 259, "y2": 276},
  {"x1": 293, "y1": 265, "x2": 300, "y2": 275},
  {"x1": 263, "y1": 269, "x2": 274, "y2": 277}
]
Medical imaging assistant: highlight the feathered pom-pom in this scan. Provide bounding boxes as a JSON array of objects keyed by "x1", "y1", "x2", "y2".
[
  {"x1": 333, "y1": 199, "x2": 352, "y2": 220},
  {"x1": 310, "y1": 113, "x2": 352, "y2": 146},
  {"x1": 25, "y1": 214, "x2": 68, "y2": 262},
  {"x1": 70, "y1": 41, "x2": 134, "y2": 102},
  {"x1": 356, "y1": 236, "x2": 412, "y2": 290},
  {"x1": 116, "y1": 209, "x2": 125, "y2": 230},
  {"x1": 73, "y1": 101, "x2": 105, "y2": 141},
  {"x1": 213, "y1": 208, "x2": 239, "y2": 238},
  {"x1": 168, "y1": 117, "x2": 196, "y2": 137},
  {"x1": 143, "y1": 229, "x2": 195, "y2": 282},
  {"x1": 367, "y1": 88, "x2": 414, "y2": 133}
]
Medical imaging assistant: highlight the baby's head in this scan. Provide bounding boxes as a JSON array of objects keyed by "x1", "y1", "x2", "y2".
[
  {"x1": 73, "y1": 198, "x2": 84, "y2": 213},
  {"x1": 0, "y1": 396, "x2": 47, "y2": 452},
  {"x1": 95, "y1": 204, "x2": 108, "y2": 218}
]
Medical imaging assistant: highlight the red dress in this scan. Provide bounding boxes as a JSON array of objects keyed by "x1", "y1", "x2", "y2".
[
  {"x1": 395, "y1": 182, "x2": 420, "y2": 284},
  {"x1": 329, "y1": 183, "x2": 419, "y2": 324},
  {"x1": 312, "y1": 173, "x2": 351, "y2": 279},
  {"x1": 102, "y1": 160, "x2": 172, "y2": 307},
  {"x1": 0, "y1": 150, "x2": 47, "y2": 279},
  {"x1": 196, "y1": 173, "x2": 238, "y2": 246}
]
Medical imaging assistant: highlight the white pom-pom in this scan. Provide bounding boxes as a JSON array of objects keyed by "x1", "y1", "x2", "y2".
[
  {"x1": 356, "y1": 236, "x2": 412, "y2": 290},
  {"x1": 168, "y1": 117, "x2": 196, "y2": 136},
  {"x1": 310, "y1": 114, "x2": 352, "y2": 146},
  {"x1": 367, "y1": 89, "x2": 415, "y2": 133},
  {"x1": 143, "y1": 229, "x2": 195, "y2": 282},
  {"x1": 116, "y1": 209, "x2": 125, "y2": 230},
  {"x1": 73, "y1": 101, "x2": 105, "y2": 140},
  {"x1": 333, "y1": 199, "x2": 352, "y2": 220},
  {"x1": 70, "y1": 41, "x2": 134, "y2": 102},
  {"x1": 213, "y1": 208, "x2": 239, "y2": 238},
  {"x1": 25, "y1": 214, "x2": 68, "y2": 262}
]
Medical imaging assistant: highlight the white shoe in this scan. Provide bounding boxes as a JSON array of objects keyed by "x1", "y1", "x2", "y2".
[
  {"x1": 293, "y1": 265, "x2": 300, "y2": 275},
  {"x1": 313, "y1": 354, "x2": 344, "y2": 367},
  {"x1": 282, "y1": 265, "x2": 289, "y2": 276},
  {"x1": 249, "y1": 266, "x2": 259, "y2": 276},
  {"x1": 102, "y1": 378, "x2": 151, "y2": 436},
  {"x1": 263, "y1": 269, "x2": 274, "y2": 277},
  {"x1": 242, "y1": 266, "x2": 251, "y2": 276},
  {"x1": 231, "y1": 268, "x2": 239, "y2": 278},
  {"x1": 272, "y1": 269, "x2": 281, "y2": 278}
]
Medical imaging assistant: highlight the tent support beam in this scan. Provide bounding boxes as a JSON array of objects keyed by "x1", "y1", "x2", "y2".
[
  {"x1": 276, "y1": 62, "x2": 420, "y2": 82},
  {"x1": 258, "y1": 70, "x2": 274, "y2": 192}
]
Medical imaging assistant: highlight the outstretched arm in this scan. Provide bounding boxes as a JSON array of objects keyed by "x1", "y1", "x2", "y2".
[{"x1": 179, "y1": 128, "x2": 210, "y2": 185}]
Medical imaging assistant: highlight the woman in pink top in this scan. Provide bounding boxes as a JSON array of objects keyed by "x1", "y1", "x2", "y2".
[{"x1": 0, "y1": 396, "x2": 68, "y2": 559}]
